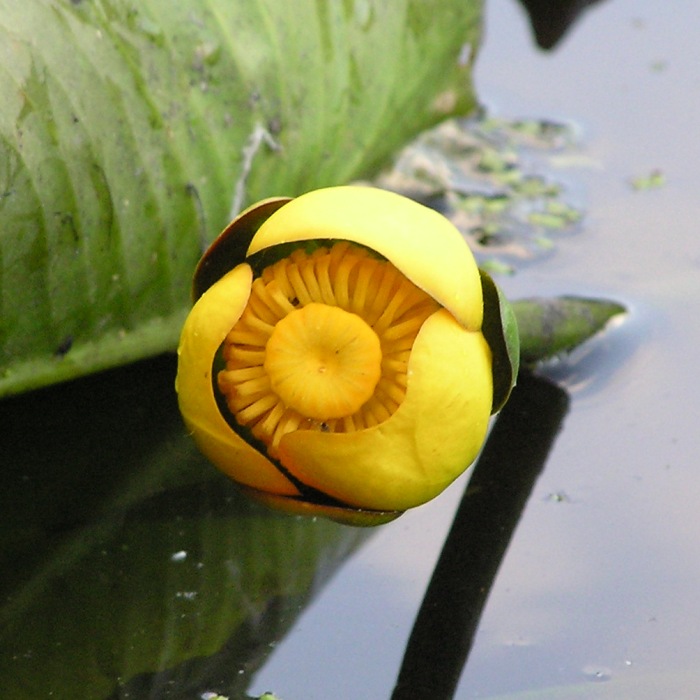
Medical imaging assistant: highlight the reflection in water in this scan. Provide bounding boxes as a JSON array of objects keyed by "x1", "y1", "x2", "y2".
[
  {"x1": 393, "y1": 373, "x2": 569, "y2": 699},
  {"x1": 515, "y1": 0, "x2": 608, "y2": 49},
  {"x1": 0, "y1": 355, "x2": 371, "y2": 698}
]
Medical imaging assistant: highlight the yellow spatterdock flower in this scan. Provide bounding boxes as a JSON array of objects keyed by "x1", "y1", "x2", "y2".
[{"x1": 176, "y1": 186, "x2": 518, "y2": 526}]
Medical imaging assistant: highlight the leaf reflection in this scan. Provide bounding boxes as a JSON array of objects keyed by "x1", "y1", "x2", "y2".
[{"x1": 0, "y1": 355, "x2": 371, "y2": 699}]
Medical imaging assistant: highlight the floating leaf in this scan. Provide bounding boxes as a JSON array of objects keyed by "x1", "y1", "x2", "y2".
[
  {"x1": 528, "y1": 200, "x2": 582, "y2": 229},
  {"x1": 513, "y1": 296, "x2": 626, "y2": 365},
  {"x1": 630, "y1": 169, "x2": 666, "y2": 190}
]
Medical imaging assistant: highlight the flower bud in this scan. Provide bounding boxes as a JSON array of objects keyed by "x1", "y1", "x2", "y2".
[{"x1": 176, "y1": 186, "x2": 518, "y2": 525}]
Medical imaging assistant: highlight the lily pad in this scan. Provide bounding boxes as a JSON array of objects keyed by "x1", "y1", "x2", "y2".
[{"x1": 513, "y1": 296, "x2": 626, "y2": 365}]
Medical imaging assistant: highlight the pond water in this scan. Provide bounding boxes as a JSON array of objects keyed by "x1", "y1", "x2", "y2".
[{"x1": 2, "y1": 1, "x2": 700, "y2": 698}]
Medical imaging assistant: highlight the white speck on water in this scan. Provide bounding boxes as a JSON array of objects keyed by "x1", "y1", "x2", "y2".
[{"x1": 582, "y1": 664, "x2": 612, "y2": 681}]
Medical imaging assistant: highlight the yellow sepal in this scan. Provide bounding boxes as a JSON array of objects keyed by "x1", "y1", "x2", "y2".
[
  {"x1": 247, "y1": 186, "x2": 484, "y2": 331},
  {"x1": 176, "y1": 263, "x2": 300, "y2": 497},
  {"x1": 277, "y1": 309, "x2": 493, "y2": 511}
]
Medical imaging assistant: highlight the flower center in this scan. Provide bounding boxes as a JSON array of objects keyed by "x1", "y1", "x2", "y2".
[
  {"x1": 264, "y1": 303, "x2": 382, "y2": 420},
  {"x1": 217, "y1": 242, "x2": 439, "y2": 456}
]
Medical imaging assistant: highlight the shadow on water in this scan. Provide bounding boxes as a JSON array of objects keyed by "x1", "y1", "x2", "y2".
[{"x1": 392, "y1": 373, "x2": 569, "y2": 700}]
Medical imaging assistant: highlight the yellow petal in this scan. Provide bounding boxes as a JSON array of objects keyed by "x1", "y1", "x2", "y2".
[
  {"x1": 176, "y1": 263, "x2": 300, "y2": 496},
  {"x1": 247, "y1": 186, "x2": 483, "y2": 330},
  {"x1": 277, "y1": 309, "x2": 493, "y2": 511}
]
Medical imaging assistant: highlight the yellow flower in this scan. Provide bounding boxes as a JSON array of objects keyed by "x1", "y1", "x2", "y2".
[{"x1": 176, "y1": 186, "x2": 517, "y2": 525}]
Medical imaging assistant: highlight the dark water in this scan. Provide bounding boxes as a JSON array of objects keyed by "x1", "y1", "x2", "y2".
[{"x1": 3, "y1": 1, "x2": 700, "y2": 698}]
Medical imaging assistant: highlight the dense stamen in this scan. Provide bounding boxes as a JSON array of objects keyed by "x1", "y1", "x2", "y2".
[{"x1": 217, "y1": 242, "x2": 439, "y2": 455}]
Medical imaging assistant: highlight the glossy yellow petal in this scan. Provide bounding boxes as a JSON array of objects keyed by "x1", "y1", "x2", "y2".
[
  {"x1": 277, "y1": 309, "x2": 493, "y2": 511},
  {"x1": 176, "y1": 263, "x2": 300, "y2": 497},
  {"x1": 247, "y1": 186, "x2": 483, "y2": 330}
]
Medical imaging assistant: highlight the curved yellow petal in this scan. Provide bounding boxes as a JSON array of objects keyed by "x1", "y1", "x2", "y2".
[
  {"x1": 176, "y1": 263, "x2": 300, "y2": 497},
  {"x1": 247, "y1": 186, "x2": 483, "y2": 330},
  {"x1": 277, "y1": 309, "x2": 493, "y2": 511}
]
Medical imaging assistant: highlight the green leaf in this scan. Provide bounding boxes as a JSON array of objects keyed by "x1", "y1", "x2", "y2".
[
  {"x1": 513, "y1": 296, "x2": 626, "y2": 365},
  {"x1": 0, "y1": 0, "x2": 482, "y2": 398}
]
